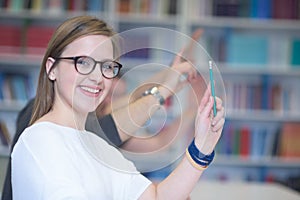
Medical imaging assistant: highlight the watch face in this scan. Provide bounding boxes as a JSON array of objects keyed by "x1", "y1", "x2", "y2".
[
  {"x1": 143, "y1": 87, "x2": 164, "y2": 105},
  {"x1": 150, "y1": 86, "x2": 159, "y2": 95}
]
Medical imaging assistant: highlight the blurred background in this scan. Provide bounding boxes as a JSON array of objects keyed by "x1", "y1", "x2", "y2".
[{"x1": 0, "y1": 0, "x2": 299, "y2": 195}]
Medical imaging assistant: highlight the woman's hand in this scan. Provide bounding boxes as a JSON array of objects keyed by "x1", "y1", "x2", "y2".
[{"x1": 193, "y1": 86, "x2": 225, "y2": 155}]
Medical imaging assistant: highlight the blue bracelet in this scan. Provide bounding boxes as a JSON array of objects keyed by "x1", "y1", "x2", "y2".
[{"x1": 187, "y1": 139, "x2": 215, "y2": 167}]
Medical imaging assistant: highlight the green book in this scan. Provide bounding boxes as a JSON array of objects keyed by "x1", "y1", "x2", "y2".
[
  {"x1": 290, "y1": 39, "x2": 300, "y2": 68},
  {"x1": 9, "y1": 0, "x2": 23, "y2": 11}
]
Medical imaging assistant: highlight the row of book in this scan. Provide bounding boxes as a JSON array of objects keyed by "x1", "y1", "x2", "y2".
[
  {"x1": 205, "y1": 33, "x2": 300, "y2": 68},
  {"x1": 0, "y1": 73, "x2": 35, "y2": 103},
  {"x1": 117, "y1": 0, "x2": 300, "y2": 20},
  {"x1": 1, "y1": 0, "x2": 177, "y2": 15},
  {"x1": 189, "y1": 0, "x2": 300, "y2": 20},
  {"x1": 4, "y1": 0, "x2": 299, "y2": 20},
  {"x1": 1, "y1": 0, "x2": 106, "y2": 12},
  {"x1": 118, "y1": 0, "x2": 177, "y2": 15},
  {"x1": 100, "y1": 30, "x2": 300, "y2": 68},
  {"x1": 1, "y1": 20, "x2": 300, "y2": 68},
  {"x1": 91, "y1": 31, "x2": 300, "y2": 68},
  {"x1": 0, "y1": 25, "x2": 55, "y2": 55},
  {"x1": 224, "y1": 75, "x2": 300, "y2": 113},
  {"x1": 101, "y1": 0, "x2": 300, "y2": 20},
  {"x1": 216, "y1": 121, "x2": 300, "y2": 158}
]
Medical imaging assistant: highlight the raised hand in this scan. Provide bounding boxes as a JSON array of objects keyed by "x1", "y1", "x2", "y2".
[{"x1": 193, "y1": 86, "x2": 225, "y2": 155}]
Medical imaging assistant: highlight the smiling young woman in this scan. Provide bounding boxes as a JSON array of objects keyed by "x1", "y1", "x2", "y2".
[{"x1": 11, "y1": 16, "x2": 225, "y2": 200}]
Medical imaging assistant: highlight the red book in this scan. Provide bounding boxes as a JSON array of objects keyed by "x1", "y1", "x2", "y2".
[
  {"x1": 119, "y1": 0, "x2": 130, "y2": 13},
  {"x1": 240, "y1": 126, "x2": 250, "y2": 157},
  {"x1": 25, "y1": 26, "x2": 55, "y2": 55},
  {"x1": 272, "y1": 0, "x2": 299, "y2": 19},
  {"x1": 0, "y1": 25, "x2": 22, "y2": 54}
]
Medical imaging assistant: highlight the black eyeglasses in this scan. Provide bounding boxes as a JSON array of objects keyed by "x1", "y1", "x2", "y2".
[{"x1": 55, "y1": 56, "x2": 122, "y2": 79}]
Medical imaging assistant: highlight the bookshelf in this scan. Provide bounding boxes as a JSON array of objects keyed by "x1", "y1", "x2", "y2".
[{"x1": 0, "y1": 0, "x2": 300, "y2": 192}]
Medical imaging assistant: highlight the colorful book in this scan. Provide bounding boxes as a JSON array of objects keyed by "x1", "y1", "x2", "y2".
[
  {"x1": 30, "y1": 0, "x2": 43, "y2": 11},
  {"x1": 212, "y1": 0, "x2": 240, "y2": 17},
  {"x1": 0, "y1": 25, "x2": 22, "y2": 54},
  {"x1": 232, "y1": 127, "x2": 240, "y2": 155},
  {"x1": 226, "y1": 33, "x2": 268, "y2": 65},
  {"x1": 118, "y1": 0, "x2": 130, "y2": 13},
  {"x1": 279, "y1": 122, "x2": 300, "y2": 158},
  {"x1": 261, "y1": 74, "x2": 271, "y2": 110},
  {"x1": 250, "y1": 0, "x2": 272, "y2": 18},
  {"x1": 8, "y1": 0, "x2": 23, "y2": 11},
  {"x1": 240, "y1": 126, "x2": 250, "y2": 157},
  {"x1": 290, "y1": 39, "x2": 300, "y2": 68},
  {"x1": 264, "y1": 127, "x2": 279, "y2": 157},
  {"x1": 250, "y1": 127, "x2": 265, "y2": 159},
  {"x1": 25, "y1": 26, "x2": 55, "y2": 55},
  {"x1": 87, "y1": 0, "x2": 105, "y2": 12},
  {"x1": 272, "y1": 0, "x2": 299, "y2": 19}
]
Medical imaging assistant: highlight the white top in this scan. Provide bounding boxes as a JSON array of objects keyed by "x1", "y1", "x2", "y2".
[{"x1": 11, "y1": 122, "x2": 151, "y2": 200}]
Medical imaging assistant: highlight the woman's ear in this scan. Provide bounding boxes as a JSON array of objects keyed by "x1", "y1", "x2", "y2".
[{"x1": 46, "y1": 57, "x2": 56, "y2": 81}]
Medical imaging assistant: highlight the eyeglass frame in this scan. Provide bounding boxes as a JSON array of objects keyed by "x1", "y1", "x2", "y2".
[{"x1": 54, "y1": 56, "x2": 122, "y2": 79}]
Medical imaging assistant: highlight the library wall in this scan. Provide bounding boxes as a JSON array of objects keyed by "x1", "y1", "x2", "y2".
[{"x1": 0, "y1": 0, "x2": 300, "y2": 193}]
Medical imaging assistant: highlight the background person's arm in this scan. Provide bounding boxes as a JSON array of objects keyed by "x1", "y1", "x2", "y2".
[
  {"x1": 112, "y1": 60, "x2": 197, "y2": 142},
  {"x1": 112, "y1": 29, "x2": 204, "y2": 144},
  {"x1": 121, "y1": 75, "x2": 206, "y2": 152}
]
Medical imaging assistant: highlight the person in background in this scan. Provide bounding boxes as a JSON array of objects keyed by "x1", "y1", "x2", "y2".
[{"x1": 10, "y1": 15, "x2": 224, "y2": 199}]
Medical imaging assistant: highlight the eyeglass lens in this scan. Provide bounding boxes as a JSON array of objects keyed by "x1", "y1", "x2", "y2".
[{"x1": 76, "y1": 56, "x2": 119, "y2": 78}]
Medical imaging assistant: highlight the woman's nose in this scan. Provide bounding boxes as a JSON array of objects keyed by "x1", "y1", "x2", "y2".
[{"x1": 89, "y1": 63, "x2": 104, "y2": 83}]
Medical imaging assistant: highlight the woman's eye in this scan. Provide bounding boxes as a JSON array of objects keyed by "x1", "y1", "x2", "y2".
[
  {"x1": 103, "y1": 64, "x2": 112, "y2": 70},
  {"x1": 78, "y1": 59, "x2": 91, "y2": 66}
]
